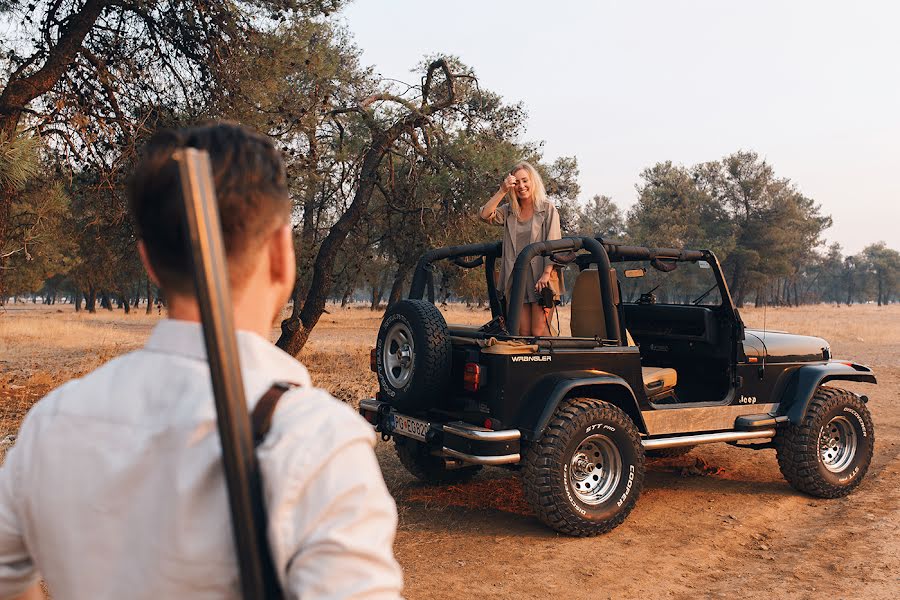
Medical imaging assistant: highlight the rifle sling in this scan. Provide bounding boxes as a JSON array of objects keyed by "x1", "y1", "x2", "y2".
[{"x1": 250, "y1": 381, "x2": 299, "y2": 599}]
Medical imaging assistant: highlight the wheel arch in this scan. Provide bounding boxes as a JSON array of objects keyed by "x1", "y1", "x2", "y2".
[
  {"x1": 779, "y1": 362, "x2": 877, "y2": 425},
  {"x1": 523, "y1": 371, "x2": 647, "y2": 440}
]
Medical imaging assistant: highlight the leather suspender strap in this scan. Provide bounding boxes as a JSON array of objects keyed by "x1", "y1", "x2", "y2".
[
  {"x1": 250, "y1": 381, "x2": 298, "y2": 599},
  {"x1": 252, "y1": 381, "x2": 297, "y2": 447}
]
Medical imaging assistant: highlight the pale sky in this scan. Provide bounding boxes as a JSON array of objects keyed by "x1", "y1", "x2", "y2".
[{"x1": 341, "y1": 0, "x2": 899, "y2": 255}]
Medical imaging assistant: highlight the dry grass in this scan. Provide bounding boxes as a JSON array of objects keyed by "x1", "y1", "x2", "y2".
[
  {"x1": 2, "y1": 302, "x2": 898, "y2": 436},
  {"x1": 739, "y1": 303, "x2": 900, "y2": 346},
  {"x1": 0, "y1": 302, "x2": 497, "y2": 436},
  {"x1": 2, "y1": 301, "x2": 899, "y2": 599}
]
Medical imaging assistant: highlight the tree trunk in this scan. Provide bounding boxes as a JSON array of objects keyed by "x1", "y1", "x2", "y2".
[
  {"x1": 121, "y1": 293, "x2": 130, "y2": 314},
  {"x1": 74, "y1": 290, "x2": 83, "y2": 312},
  {"x1": 386, "y1": 264, "x2": 411, "y2": 309},
  {"x1": 87, "y1": 286, "x2": 97, "y2": 313},
  {"x1": 370, "y1": 284, "x2": 384, "y2": 311},
  {"x1": 277, "y1": 129, "x2": 401, "y2": 356},
  {"x1": 846, "y1": 272, "x2": 853, "y2": 306},
  {"x1": 100, "y1": 292, "x2": 112, "y2": 310},
  {"x1": 275, "y1": 59, "x2": 459, "y2": 357},
  {"x1": 145, "y1": 278, "x2": 152, "y2": 314}
]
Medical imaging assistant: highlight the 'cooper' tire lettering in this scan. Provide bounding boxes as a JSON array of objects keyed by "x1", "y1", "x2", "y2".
[
  {"x1": 616, "y1": 465, "x2": 635, "y2": 507},
  {"x1": 843, "y1": 407, "x2": 867, "y2": 436}
]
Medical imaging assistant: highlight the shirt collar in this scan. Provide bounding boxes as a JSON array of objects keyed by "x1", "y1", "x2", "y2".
[{"x1": 144, "y1": 319, "x2": 312, "y2": 386}]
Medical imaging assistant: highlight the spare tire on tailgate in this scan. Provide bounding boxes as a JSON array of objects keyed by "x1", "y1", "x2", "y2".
[{"x1": 376, "y1": 299, "x2": 451, "y2": 411}]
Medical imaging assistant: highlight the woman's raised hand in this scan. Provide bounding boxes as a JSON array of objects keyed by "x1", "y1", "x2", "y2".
[{"x1": 501, "y1": 174, "x2": 517, "y2": 192}]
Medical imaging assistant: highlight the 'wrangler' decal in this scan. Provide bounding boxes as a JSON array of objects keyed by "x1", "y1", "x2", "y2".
[{"x1": 511, "y1": 355, "x2": 552, "y2": 363}]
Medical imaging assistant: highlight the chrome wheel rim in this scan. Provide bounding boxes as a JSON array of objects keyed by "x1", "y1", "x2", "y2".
[
  {"x1": 383, "y1": 322, "x2": 414, "y2": 388},
  {"x1": 820, "y1": 416, "x2": 857, "y2": 473},
  {"x1": 569, "y1": 434, "x2": 622, "y2": 505}
]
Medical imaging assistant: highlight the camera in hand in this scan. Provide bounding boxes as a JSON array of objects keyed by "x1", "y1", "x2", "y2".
[{"x1": 539, "y1": 286, "x2": 558, "y2": 309}]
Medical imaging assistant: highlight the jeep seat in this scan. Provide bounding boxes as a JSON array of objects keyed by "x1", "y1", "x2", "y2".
[
  {"x1": 570, "y1": 268, "x2": 636, "y2": 345},
  {"x1": 570, "y1": 268, "x2": 608, "y2": 339},
  {"x1": 571, "y1": 269, "x2": 678, "y2": 398},
  {"x1": 642, "y1": 366, "x2": 677, "y2": 398}
]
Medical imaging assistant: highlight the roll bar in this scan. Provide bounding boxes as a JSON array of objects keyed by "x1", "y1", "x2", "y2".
[
  {"x1": 406, "y1": 235, "x2": 716, "y2": 343},
  {"x1": 506, "y1": 236, "x2": 622, "y2": 341},
  {"x1": 595, "y1": 241, "x2": 706, "y2": 263},
  {"x1": 409, "y1": 241, "x2": 503, "y2": 317}
]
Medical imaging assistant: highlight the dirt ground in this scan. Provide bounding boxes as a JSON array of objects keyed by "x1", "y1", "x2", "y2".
[{"x1": 1, "y1": 302, "x2": 898, "y2": 599}]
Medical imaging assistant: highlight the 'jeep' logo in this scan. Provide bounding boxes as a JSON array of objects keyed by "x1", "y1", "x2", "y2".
[
  {"x1": 511, "y1": 355, "x2": 552, "y2": 363},
  {"x1": 738, "y1": 395, "x2": 757, "y2": 404}
]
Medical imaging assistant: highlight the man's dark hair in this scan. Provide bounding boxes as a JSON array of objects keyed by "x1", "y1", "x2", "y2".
[{"x1": 129, "y1": 122, "x2": 290, "y2": 295}]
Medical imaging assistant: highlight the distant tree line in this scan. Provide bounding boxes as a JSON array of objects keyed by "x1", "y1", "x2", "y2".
[
  {"x1": 588, "y1": 152, "x2": 899, "y2": 307},
  {"x1": 1, "y1": 1, "x2": 896, "y2": 358}
]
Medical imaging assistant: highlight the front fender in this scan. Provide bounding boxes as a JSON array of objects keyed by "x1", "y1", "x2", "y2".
[
  {"x1": 780, "y1": 361, "x2": 877, "y2": 424},
  {"x1": 518, "y1": 370, "x2": 645, "y2": 440}
]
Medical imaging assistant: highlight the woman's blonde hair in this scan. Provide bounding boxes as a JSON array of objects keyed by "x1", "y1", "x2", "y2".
[{"x1": 506, "y1": 161, "x2": 548, "y2": 218}]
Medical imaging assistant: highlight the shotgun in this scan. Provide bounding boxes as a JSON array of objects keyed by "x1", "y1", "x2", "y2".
[{"x1": 174, "y1": 148, "x2": 281, "y2": 598}]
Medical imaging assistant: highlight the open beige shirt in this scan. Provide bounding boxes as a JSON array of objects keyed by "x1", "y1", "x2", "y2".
[
  {"x1": 0, "y1": 320, "x2": 403, "y2": 599},
  {"x1": 481, "y1": 200, "x2": 563, "y2": 301}
]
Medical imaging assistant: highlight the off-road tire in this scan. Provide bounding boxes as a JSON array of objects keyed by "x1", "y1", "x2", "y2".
[
  {"x1": 775, "y1": 387, "x2": 874, "y2": 498},
  {"x1": 522, "y1": 398, "x2": 645, "y2": 536},
  {"x1": 395, "y1": 437, "x2": 482, "y2": 484},
  {"x1": 646, "y1": 445, "x2": 695, "y2": 459},
  {"x1": 376, "y1": 299, "x2": 450, "y2": 411}
]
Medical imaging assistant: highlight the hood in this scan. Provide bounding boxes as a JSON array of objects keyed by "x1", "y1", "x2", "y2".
[{"x1": 745, "y1": 329, "x2": 830, "y2": 364}]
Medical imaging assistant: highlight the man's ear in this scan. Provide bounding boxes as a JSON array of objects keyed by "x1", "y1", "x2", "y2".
[
  {"x1": 268, "y1": 224, "x2": 296, "y2": 289},
  {"x1": 137, "y1": 241, "x2": 161, "y2": 287}
]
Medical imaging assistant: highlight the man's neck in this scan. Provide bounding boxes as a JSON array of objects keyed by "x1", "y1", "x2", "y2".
[{"x1": 165, "y1": 293, "x2": 273, "y2": 339}]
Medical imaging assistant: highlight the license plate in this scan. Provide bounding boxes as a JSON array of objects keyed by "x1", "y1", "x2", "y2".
[{"x1": 390, "y1": 413, "x2": 430, "y2": 441}]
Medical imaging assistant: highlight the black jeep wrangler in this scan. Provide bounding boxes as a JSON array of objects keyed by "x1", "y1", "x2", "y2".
[{"x1": 359, "y1": 236, "x2": 877, "y2": 536}]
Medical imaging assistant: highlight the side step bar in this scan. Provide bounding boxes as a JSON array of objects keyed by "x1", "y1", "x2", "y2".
[{"x1": 643, "y1": 428, "x2": 776, "y2": 450}]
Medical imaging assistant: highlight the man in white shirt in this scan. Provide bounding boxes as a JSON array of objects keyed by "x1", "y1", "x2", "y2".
[{"x1": 0, "y1": 123, "x2": 404, "y2": 599}]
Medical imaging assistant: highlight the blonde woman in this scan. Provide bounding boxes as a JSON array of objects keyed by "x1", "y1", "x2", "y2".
[{"x1": 480, "y1": 161, "x2": 562, "y2": 336}]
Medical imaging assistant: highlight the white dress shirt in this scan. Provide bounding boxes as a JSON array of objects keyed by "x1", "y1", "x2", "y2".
[{"x1": 0, "y1": 320, "x2": 403, "y2": 599}]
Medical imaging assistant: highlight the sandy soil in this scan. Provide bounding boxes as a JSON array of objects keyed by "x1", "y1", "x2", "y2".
[{"x1": 1, "y1": 302, "x2": 898, "y2": 599}]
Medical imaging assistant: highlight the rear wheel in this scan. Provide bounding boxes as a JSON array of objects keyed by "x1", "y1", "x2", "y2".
[
  {"x1": 395, "y1": 437, "x2": 482, "y2": 484},
  {"x1": 522, "y1": 398, "x2": 645, "y2": 536},
  {"x1": 775, "y1": 387, "x2": 874, "y2": 498},
  {"x1": 375, "y1": 300, "x2": 450, "y2": 411}
]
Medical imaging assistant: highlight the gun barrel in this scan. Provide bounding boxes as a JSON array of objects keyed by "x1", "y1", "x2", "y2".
[{"x1": 174, "y1": 148, "x2": 272, "y2": 599}]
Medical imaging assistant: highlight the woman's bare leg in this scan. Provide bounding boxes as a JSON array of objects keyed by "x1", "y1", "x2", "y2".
[
  {"x1": 517, "y1": 302, "x2": 532, "y2": 336},
  {"x1": 530, "y1": 302, "x2": 550, "y2": 337}
]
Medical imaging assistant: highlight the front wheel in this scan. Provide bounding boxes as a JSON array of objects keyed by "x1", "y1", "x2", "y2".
[
  {"x1": 522, "y1": 398, "x2": 645, "y2": 536},
  {"x1": 775, "y1": 387, "x2": 874, "y2": 498}
]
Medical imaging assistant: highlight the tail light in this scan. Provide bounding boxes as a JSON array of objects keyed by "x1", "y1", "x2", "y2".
[
  {"x1": 370, "y1": 348, "x2": 377, "y2": 372},
  {"x1": 463, "y1": 362, "x2": 481, "y2": 392}
]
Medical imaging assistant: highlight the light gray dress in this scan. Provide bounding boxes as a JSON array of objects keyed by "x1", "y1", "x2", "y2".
[
  {"x1": 481, "y1": 200, "x2": 563, "y2": 305},
  {"x1": 515, "y1": 217, "x2": 540, "y2": 303}
]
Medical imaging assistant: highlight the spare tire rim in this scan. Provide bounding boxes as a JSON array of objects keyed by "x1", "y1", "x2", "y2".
[
  {"x1": 820, "y1": 415, "x2": 857, "y2": 473},
  {"x1": 383, "y1": 322, "x2": 414, "y2": 388},
  {"x1": 569, "y1": 434, "x2": 622, "y2": 505}
]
